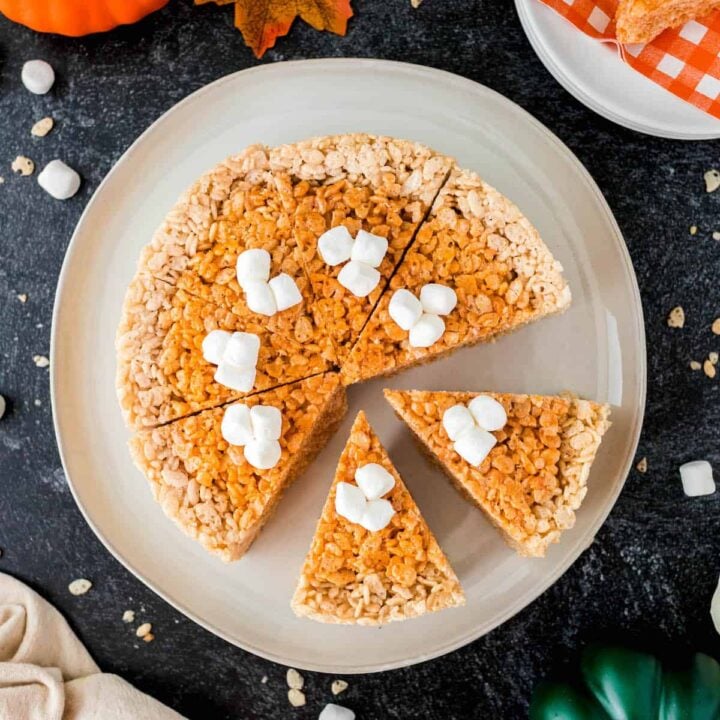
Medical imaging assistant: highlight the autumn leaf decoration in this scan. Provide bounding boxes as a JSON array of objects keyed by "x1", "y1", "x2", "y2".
[{"x1": 196, "y1": 0, "x2": 354, "y2": 58}]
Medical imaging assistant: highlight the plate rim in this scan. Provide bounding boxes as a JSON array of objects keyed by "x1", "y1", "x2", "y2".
[
  {"x1": 515, "y1": 0, "x2": 720, "y2": 140},
  {"x1": 50, "y1": 57, "x2": 647, "y2": 673}
]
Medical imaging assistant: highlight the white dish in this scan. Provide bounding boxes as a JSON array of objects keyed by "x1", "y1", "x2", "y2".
[
  {"x1": 516, "y1": 0, "x2": 720, "y2": 139},
  {"x1": 51, "y1": 59, "x2": 645, "y2": 673}
]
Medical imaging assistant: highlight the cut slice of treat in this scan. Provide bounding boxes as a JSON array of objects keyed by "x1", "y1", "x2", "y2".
[
  {"x1": 341, "y1": 167, "x2": 572, "y2": 385},
  {"x1": 130, "y1": 373, "x2": 347, "y2": 562},
  {"x1": 116, "y1": 274, "x2": 330, "y2": 430},
  {"x1": 271, "y1": 134, "x2": 453, "y2": 364},
  {"x1": 385, "y1": 389, "x2": 610, "y2": 557},
  {"x1": 615, "y1": 0, "x2": 720, "y2": 44},
  {"x1": 292, "y1": 410, "x2": 464, "y2": 625}
]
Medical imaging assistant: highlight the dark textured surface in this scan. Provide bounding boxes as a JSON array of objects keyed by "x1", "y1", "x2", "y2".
[{"x1": 1, "y1": 1, "x2": 719, "y2": 718}]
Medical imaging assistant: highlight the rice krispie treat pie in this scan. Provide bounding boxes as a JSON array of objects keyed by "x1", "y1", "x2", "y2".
[
  {"x1": 292, "y1": 411, "x2": 464, "y2": 625},
  {"x1": 130, "y1": 373, "x2": 347, "y2": 562},
  {"x1": 341, "y1": 167, "x2": 571, "y2": 384},
  {"x1": 116, "y1": 274, "x2": 330, "y2": 430},
  {"x1": 270, "y1": 134, "x2": 453, "y2": 364},
  {"x1": 384, "y1": 389, "x2": 610, "y2": 557}
]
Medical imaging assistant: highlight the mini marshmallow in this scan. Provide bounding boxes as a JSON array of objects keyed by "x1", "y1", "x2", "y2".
[
  {"x1": 355, "y1": 463, "x2": 395, "y2": 500},
  {"x1": 221, "y1": 404, "x2": 254, "y2": 447},
  {"x1": 318, "y1": 226, "x2": 354, "y2": 266},
  {"x1": 337, "y1": 260, "x2": 380, "y2": 298},
  {"x1": 250, "y1": 405, "x2": 282, "y2": 441},
  {"x1": 335, "y1": 482, "x2": 367, "y2": 524},
  {"x1": 454, "y1": 426, "x2": 497, "y2": 467},
  {"x1": 351, "y1": 229, "x2": 388, "y2": 268},
  {"x1": 319, "y1": 704, "x2": 356, "y2": 720},
  {"x1": 202, "y1": 329, "x2": 231, "y2": 365},
  {"x1": 236, "y1": 248, "x2": 271, "y2": 289},
  {"x1": 468, "y1": 395, "x2": 507, "y2": 432},
  {"x1": 214, "y1": 363, "x2": 256, "y2": 392},
  {"x1": 388, "y1": 289, "x2": 423, "y2": 331},
  {"x1": 679, "y1": 461, "x2": 716, "y2": 497},
  {"x1": 408, "y1": 313, "x2": 445, "y2": 348},
  {"x1": 268, "y1": 273, "x2": 302, "y2": 312},
  {"x1": 22, "y1": 60, "x2": 55, "y2": 94},
  {"x1": 37, "y1": 160, "x2": 81, "y2": 200},
  {"x1": 244, "y1": 280, "x2": 277, "y2": 316},
  {"x1": 420, "y1": 283, "x2": 457, "y2": 316},
  {"x1": 244, "y1": 439, "x2": 282, "y2": 470},
  {"x1": 360, "y1": 499, "x2": 395, "y2": 532},
  {"x1": 221, "y1": 332, "x2": 260, "y2": 368},
  {"x1": 442, "y1": 404, "x2": 476, "y2": 441}
]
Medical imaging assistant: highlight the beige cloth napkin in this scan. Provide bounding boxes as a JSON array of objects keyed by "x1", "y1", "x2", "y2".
[{"x1": 0, "y1": 572, "x2": 186, "y2": 720}]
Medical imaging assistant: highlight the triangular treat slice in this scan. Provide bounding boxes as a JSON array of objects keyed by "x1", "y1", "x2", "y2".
[
  {"x1": 130, "y1": 373, "x2": 347, "y2": 561},
  {"x1": 616, "y1": 0, "x2": 720, "y2": 43},
  {"x1": 341, "y1": 167, "x2": 571, "y2": 385},
  {"x1": 271, "y1": 134, "x2": 453, "y2": 364},
  {"x1": 116, "y1": 274, "x2": 330, "y2": 429},
  {"x1": 385, "y1": 389, "x2": 610, "y2": 557},
  {"x1": 292, "y1": 411, "x2": 464, "y2": 625}
]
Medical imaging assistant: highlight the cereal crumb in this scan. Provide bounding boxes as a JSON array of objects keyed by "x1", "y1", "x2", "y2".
[
  {"x1": 690, "y1": 360, "x2": 702, "y2": 370},
  {"x1": 714, "y1": 231, "x2": 720, "y2": 241},
  {"x1": 12, "y1": 156, "x2": 34, "y2": 176},
  {"x1": 286, "y1": 668, "x2": 304, "y2": 690},
  {"x1": 705, "y1": 169, "x2": 720, "y2": 193},
  {"x1": 331, "y1": 679, "x2": 349, "y2": 695},
  {"x1": 68, "y1": 578, "x2": 92, "y2": 595},
  {"x1": 34, "y1": 399, "x2": 41, "y2": 407},
  {"x1": 288, "y1": 688, "x2": 306, "y2": 707},
  {"x1": 17, "y1": 293, "x2": 27, "y2": 303},
  {"x1": 261, "y1": 675, "x2": 268, "y2": 684},
  {"x1": 636, "y1": 457, "x2": 647, "y2": 473},
  {"x1": 33, "y1": 355, "x2": 49, "y2": 368},
  {"x1": 411, "y1": 0, "x2": 422, "y2": 6},
  {"x1": 142, "y1": 632, "x2": 155, "y2": 643},
  {"x1": 710, "y1": 352, "x2": 719, "y2": 365},
  {"x1": 31, "y1": 117, "x2": 54, "y2": 137},
  {"x1": 0, "y1": 395, "x2": 5, "y2": 421},
  {"x1": 690, "y1": 225, "x2": 698, "y2": 235},
  {"x1": 712, "y1": 318, "x2": 720, "y2": 335},
  {"x1": 122, "y1": 610, "x2": 135, "y2": 623},
  {"x1": 135, "y1": 622, "x2": 152, "y2": 638},
  {"x1": 704, "y1": 359, "x2": 716, "y2": 378},
  {"x1": 0, "y1": 177, "x2": 4, "y2": 184},
  {"x1": 667, "y1": 306, "x2": 685, "y2": 328}
]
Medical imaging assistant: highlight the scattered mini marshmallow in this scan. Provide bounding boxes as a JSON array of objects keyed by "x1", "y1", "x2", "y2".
[
  {"x1": 68, "y1": 578, "x2": 92, "y2": 596},
  {"x1": 319, "y1": 704, "x2": 355, "y2": 720},
  {"x1": 214, "y1": 363, "x2": 256, "y2": 392},
  {"x1": 335, "y1": 482, "x2": 367, "y2": 524},
  {"x1": 286, "y1": 668, "x2": 304, "y2": 690},
  {"x1": 33, "y1": 355, "x2": 49, "y2": 368},
  {"x1": 222, "y1": 332, "x2": 260, "y2": 368},
  {"x1": 331, "y1": 680, "x2": 349, "y2": 695},
  {"x1": 31, "y1": 117, "x2": 54, "y2": 137},
  {"x1": 679, "y1": 461, "x2": 716, "y2": 497},
  {"x1": 250, "y1": 405, "x2": 282, "y2": 441},
  {"x1": 221, "y1": 404, "x2": 254, "y2": 447},
  {"x1": 442, "y1": 404, "x2": 476, "y2": 441},
  {"x1": 12, "y1": 156, "x2": 34, "y2": 176},
  {"x1": 355, "y1": 463, "x2": 395, "y2": 500},
  {"x1": 468, "y1": 395, "x2": 507, "y2": 432},
  {"x1": 202, "y1": 330, "x2": 231, "y2": 365},
  {"x1": 420, "y1": 283, "x2": 457, "y2": 316},
  {"x1": 388, "y1": 289, "x2": 423, "y2": 331},
  {"x1": 122, "y1": 610, "x2": 135, "y2": 623},
  {"x1": 454, "y1": 426, "x2": 497, "y2": 467},
  {"x1": 0, "y1": 395, "x2": 5, "y2": 421},
  {"x1": 705, "y1": 169, "x2": 720, "y2": 193},
  {"x1": 712, "y1": 574, "x2": 720, "y2": 635},
  {"x1": 244, "y1": 439, "x2": 282, "y2": 470},
  {"x1": 38, "y1": 160, "x2": 81, "y2": 199},
  {"x1": 244, "y1": 280, "x2": 277, "y2": 316},
  {"x1": 409, "y1": 313, "x2": 445, "y2": 348},
  {"x1": 338, "y1": 260, "x2": 380, "y2": 297},
  {"x1": 317, "y1": 226, "x2": 354, "y2": 266},
  {"x1": 22, "y1": 60, "x2": 55, "y2": 94},
  {"x1": 351, "y1": 229, "x2": 388, "y2": 268},
  {"x1": 269, "y1": 273, "x2": 302, "y2": 311},
  {"x1": 236, "y1": 248, "x2": 271, "y2": 289},
  {"x1": 360, "y1": 499, "x2": 395, "y2": 532}
]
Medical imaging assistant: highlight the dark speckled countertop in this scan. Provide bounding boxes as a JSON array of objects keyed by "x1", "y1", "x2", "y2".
[{"x1": 1, "y1": 1, "x2": 719, "y2": 718}]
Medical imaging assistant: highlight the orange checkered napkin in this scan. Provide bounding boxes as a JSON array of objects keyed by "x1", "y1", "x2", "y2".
[{"x1": 539, "y1": 0, "x2": 720, "y2": 119}]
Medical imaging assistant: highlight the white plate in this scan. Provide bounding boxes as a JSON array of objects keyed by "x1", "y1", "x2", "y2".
[
  {"x1": 516, "y1": 0, "x2": 720, "y2": 139},
  {"x1": 51, "y1": 59, "x2": 645, "y2": 673}
]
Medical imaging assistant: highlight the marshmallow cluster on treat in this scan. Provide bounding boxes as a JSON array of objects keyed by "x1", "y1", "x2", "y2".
[
  {"x1": 317, "y1": 226, "x2": 389, "y2": 298},
  {"x1": 442, "y1": 395, "x2": 507, "y2": 467},
  {"x1": 388, "y1": 283, "x2": 457, "y2": 348},
  {"x1": 335, "y1": 463, "x2": 396, "y2": 531},
  {"x1": 221, "y1": 402, "x2": 283, "y2": 470},
  {"x1": 236, "y1": 249, "x2": 302, "y2": 316},
  {"x1": 202, "y1": 330, "x2": 260, "y2": 392}
]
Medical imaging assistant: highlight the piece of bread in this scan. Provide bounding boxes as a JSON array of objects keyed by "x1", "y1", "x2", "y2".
[{"x1": 616, "y1": 0, "x2": 720, "y2": 43}]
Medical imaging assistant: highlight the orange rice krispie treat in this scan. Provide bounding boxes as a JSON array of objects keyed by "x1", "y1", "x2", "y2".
[
  {"x1": 384, "y1": 389, "x2": 610, "y2": 557},
  {"x1": 341, "y1": 167, "x2": 572, "y2": 385},
  {"x1": 615, "y1": 0, "x2": 720, "y2": 43},
  {"x1": 270, "y1": 134, "x2": 454, "y2": 364},
  {"x1": 130, "y1": 373, "x2": 347, "y2": 562},
  {"x1": 116, "y1": 274, "x2": 330, "y2": 430},
  {"x1": 292, "y1": 411, "x2": 464, "y2": 625}
]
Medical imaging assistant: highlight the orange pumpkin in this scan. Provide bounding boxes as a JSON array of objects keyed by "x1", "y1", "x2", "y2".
[{"x1": 0, "y1": 0, "x2": 169, "y2": 36}]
